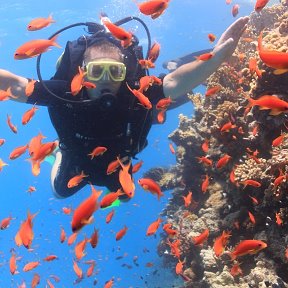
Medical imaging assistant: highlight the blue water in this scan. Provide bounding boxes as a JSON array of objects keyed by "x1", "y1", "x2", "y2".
[{"x1": 0, "y1": 0, "x2": 268, "y2": 287}]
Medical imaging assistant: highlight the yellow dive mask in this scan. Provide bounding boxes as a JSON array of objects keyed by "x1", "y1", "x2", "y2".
[{"x1": 85, "y1": 60, "x2": 126, "y2": 82}]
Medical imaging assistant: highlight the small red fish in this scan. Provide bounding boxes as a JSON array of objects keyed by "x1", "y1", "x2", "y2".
[
  {"x1": 230, "y1": 239, "x2": 267, "y2": 260},
  {"x1": 14, "y1": 35, "x2": 61, "y2": 59},
  {"x1": 136, "y1": 0, "x2": 170, "y2": 19},
  {"x1": 232, "y1": 4, "x2": 240, "y2": 17},
  {"x1": 102, "y1": 19, "x2": 132, "y2": 48},
  {"x1": 255, "y1": 0, "x2": 270, "y2": 12},
  {"x1": 27, "y1": 14, "x2": 56, "y2": 31},
  {"x1": 22, "y1": 105, "x2": 38, "y2": 125},
  {"x1": 138, "y1": 178, "x2": 163, "y2": 200},
  {"x1": 208, "y1": 33, "x2": 216, "y2": 43},
  {"x1": 195, "y1": 52, "x2": 214, "y2": 61},
  {"x1": 67, "y1": 171, "x2": 89, "y2": 188},
  {"x1": 116, "y1": 225, "x2": 128, "y2": 241},
  {"x1": 192, "y1": 229, "x2": 209, "y2": 246}
]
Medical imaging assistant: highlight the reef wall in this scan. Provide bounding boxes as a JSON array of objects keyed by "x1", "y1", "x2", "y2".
[{"x1": 155, "y1": 3, "x2": 288, "y2": 288}]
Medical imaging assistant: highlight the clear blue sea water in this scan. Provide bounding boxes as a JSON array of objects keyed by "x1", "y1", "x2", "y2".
[{"x1": 0, "y1": 0, "x2": 272, "y2": 287}]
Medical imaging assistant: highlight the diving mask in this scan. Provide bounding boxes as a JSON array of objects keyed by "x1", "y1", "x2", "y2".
[{"x1": 85, "y1": 60, "x2": 126, "y2": 82}]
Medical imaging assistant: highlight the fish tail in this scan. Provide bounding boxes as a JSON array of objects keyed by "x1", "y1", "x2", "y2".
[{"x1": 50, "y1": 35, "x2": 61, "y2": 48}]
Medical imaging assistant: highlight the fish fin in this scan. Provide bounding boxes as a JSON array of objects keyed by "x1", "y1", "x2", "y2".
[
  {"x1": 269, "y1": 109, "x2": 283, "y2": 116},
  {"x1": 273, "y1": 69, "x2": 288, "y2": 75}
]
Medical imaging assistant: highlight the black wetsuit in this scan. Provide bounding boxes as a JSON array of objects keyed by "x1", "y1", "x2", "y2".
[{"x1": 27, "y1": 79, "x2": 165, "y2": 197}]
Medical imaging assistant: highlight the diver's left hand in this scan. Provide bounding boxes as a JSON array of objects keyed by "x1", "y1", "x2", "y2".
[{"x1": 213, "y1": 16, "x2": 249, "y2": 62}]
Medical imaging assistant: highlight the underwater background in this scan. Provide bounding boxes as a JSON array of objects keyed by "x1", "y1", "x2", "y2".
[{"x1": 0, "y1": 0, "x2": 287, "y2": 287}]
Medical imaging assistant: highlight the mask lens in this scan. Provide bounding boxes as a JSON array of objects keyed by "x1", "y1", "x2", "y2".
[
  {"x1": 90, "y1": 64, "x2": 104, "y2": 80},
  {"x1": 109, "y1": 65, "x2": 125, "y2": 80}
]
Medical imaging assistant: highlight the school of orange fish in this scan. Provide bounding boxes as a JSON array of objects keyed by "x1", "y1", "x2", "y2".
[{"x1": 1, "y1": 0, "x2": 287, "y2": 287}]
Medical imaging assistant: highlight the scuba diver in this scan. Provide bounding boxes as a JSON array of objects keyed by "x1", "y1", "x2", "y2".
[{"x1": 0, "y1": 15, "x2": 249, "y2": 199}]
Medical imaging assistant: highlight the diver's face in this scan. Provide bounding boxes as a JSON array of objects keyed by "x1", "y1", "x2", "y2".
[{"x1": 84, "y1": 56, "x2": 124, "y2": 100}]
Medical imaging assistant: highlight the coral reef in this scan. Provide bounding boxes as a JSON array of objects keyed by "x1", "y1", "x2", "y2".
[{"x1": 154, "y1": 3, "x2": 288, "y2": 288}]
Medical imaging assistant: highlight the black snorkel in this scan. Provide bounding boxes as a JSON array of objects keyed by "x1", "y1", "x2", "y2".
[{"x1": 36, "y1": 16, "x2": 152, "y2": 104}]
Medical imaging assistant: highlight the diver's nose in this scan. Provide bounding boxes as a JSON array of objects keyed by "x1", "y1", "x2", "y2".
[{"x1": 102, "y1": 71, "x2": 111, "y2": 81}]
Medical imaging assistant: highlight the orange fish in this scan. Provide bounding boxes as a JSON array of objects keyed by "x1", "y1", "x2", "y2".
[
  {"x1": 258, "y1": 31, "x2": 288, "y2": 74},
  {"x1": 127, "y1": 83, "x2": 152, "y2": 109},
  {"x1": 67, "y1": 232, "x2": 78, "y2": 246},
  {"x1": 27, "y1": 14, "x2": 55, "y2": 31},
  {"x1": 138, "y1": 178, "x2": 163, "y2": 200},
  {"x1": 9, "y1": 144, "x2": 28, "y2": 160},
  {"x1": 100, "y1": 189, "x2": 124, "y2": 208},
  {"x1": 71, "y1": 186, "x2": 101, "y2": 232},
  {"x1": 230, "y1": 262, "x2": 243, "y2": 277},
  {"x1": 90, "y1": 228, "x2": 99, "y2": 248},
  {"x1": 163, "y1": 223, "x2": 178, "y2": 237},
  {"x1": 106, "y1": 158, "x2": 121, "y2": 175},
  {"x1": 62, "y1": 206, "x2": 72, "y2": 215},
  {"x1": 9, "y1": 252, "x2": 17, "y2": 275},
  {"x1": 73, "y1": 260, "x2": 83, "y2": 279},
  {"x1": 169, "y1": 143, "x2": 175, "y2": 154},
  {"x1": 146, "y1": 218, "x2": 162, "y2": 236},
  {"x1": 88, "y1": 146, "x2": 107, "y2": 159},
  {"x1": 192, "y1": 229, "x2": 209, "y2": 246},
  {"x1": 117, "y1": 157, "x2": 135, "y2": 198},
  {"x1": 116, "y1": 225, "x2": 128, "y2": 241},
  {"x1": 230, "y1": 239, "x2": 267, "y2": 260},
  {"x1": 196, "y1": 156, "x2": 213, "y2": 166},
  {"x1": 43, "y1": 255, "x2": 58, "y2": 262},
  {"x1": 102, "y1": 19, "x2": 132, "y2": 48},
  {"x1": 175, "y1": 259, "x2": 184, "y2": 275},
  {"x1": 132, "y1": 160, "x2": 144, "y2": 174},
  {"x1": 208, "y1": 33, "x2": 216, "y2": 42},
  {"x1": 201, "y1": 174, "x2": 210, "y2": 193},
  {"x1": 22, "y1": 105, "x2": 38, "y2": 125},
  {"x1": 241, "y1": 179, "x2": 261, "y2": 188},
  {"x1": 167, "y1": 239, "x2": 181, "y2": 258},
  {"x1": 220, "y1": 121, "x2": 236, "y2": 133},
  {"x1": 75, "y1": 237, "x2": 89, "y2": 260},
  {"x1": 0, "y1": 87, "x2": 17, "y2": 101},
  {"x1": 148, "y1": 42, "x2": 161, "y2": 62},
  {"x1": 25, "y1": 79, "x2": 37, "y2": 97},
  {"x1": 23, "y1": 261, "x2": 40, "y2": 272},
  {"x1": 138, "y1": 59, "x2": 155, "y2": 69},
  {"x1": 27, "y1": 186, "x2": 36, "y2": 194},
  {"x1": 248, "y1": 95, "x2": 288, "y2": 115},
  {"x1": 7, "y1": 115, "x2": 17, "y2": 133},
  {"x1": 182, "y1": 191, "x2": 192, "y2": 208},
  {"x1": 249, "y1": 195, "x2": 259, "y2": 205},
  {"x1": 213, "y1": 230, "x2": 231, "y2": 257},
  {"x1": 60, "y1": 227, "x2": 66, "y2": 243},
  {"x1": 248, "y1": 211, "x2": 256, "y2": 224},
  {"x1": 232, "y1": 4, "x2": 240, "y2": 17},
  {"x1": 195, "y1": 52, "x2": 214, "y2": 61},
  {"x1": 205, "y1": 85, "x2": 221, "y2": 97},
  {"x1": 67, "y1": 171, "x2": 89, "y2": 188},
  {"x1": 15, "y1": 210, "x2": 37, "y2": 249},
  {"x1": 255, "y1": 0, "x2": 270, "y2": 12},
  {"x1": 71, "y1": 66, "x2": 96, "y2": 96},
  {"x1": 106, "y1": 209, "x2": 115, "y2": 224},
  {"x1": 1, "y1": 215, "x2": 15, "y2": 230},
  {"x1": 104, "y1": 279, "x2": 114, "y2": 288},
  {"x1": 14, "y1": 35, "x2": 61, "y2": 59},
  {"x1": 275, "y1": 212, "x2": 283, "y2": 226},
  {"x1": 216, "y1": 154, "x2": 231, "y2": 169},
  {"x1": 156, "y1": 97, "x2": 173, "y2": 110},
  {"x1": 136, "y1": 0, "x2": 169, "y2": 19},
  {"x1": 0, "y1": 138, "x2": 5, "y2": 146},
  {"x1": 157, "y1": 109, "x2": 166, "y2": 123},
  {"x1": 272, "y1": 134, "x2": 286, "y2": 147},
  {"x1": 86, "y1": 262, "x2": 95, "y2": 277}
]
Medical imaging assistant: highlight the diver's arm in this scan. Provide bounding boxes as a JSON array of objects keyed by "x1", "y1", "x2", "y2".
[
  {"x1": 162, "y1": 16, "x2": 249, "y2": 100},
  {"x1": 0, "y1": 69, "x2": 29, "y2": 103}
]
